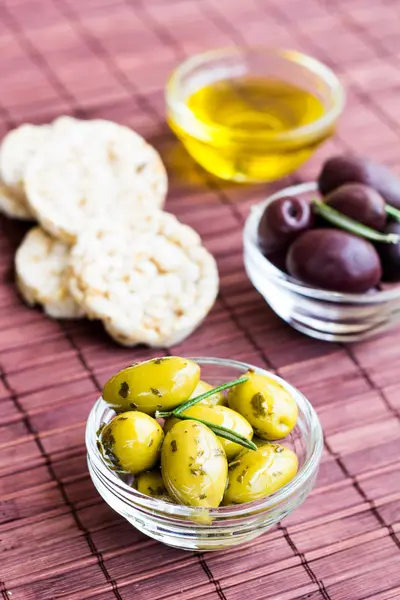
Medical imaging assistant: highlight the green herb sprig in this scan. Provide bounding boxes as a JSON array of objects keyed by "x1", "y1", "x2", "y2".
[
  {"x1": 312, "y1": 198, "x2": 400, "y2": 244},
  {"x1": 156, "y1": 376, "x2": 248, "y2": 418},
  {"x1": 385, "y1": 204, "x2": 400, "y2": 223},
  {"x1": 156, "y1": 375, "x2": 257, "y2": 452},
  {"x1": 167, "y1": 412, "x2": 257, "y2": 451}
]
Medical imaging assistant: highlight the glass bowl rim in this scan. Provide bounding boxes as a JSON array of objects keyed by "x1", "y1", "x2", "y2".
[
  {"x1": 165, "y1": 45, "x2": 346, "y2": 143},
  {"x1": 244, "y1": 181, "x2": 400, "y2": 304},
  {"x1": 86, "y1": 356, "x2": 323, "y2": 520}
]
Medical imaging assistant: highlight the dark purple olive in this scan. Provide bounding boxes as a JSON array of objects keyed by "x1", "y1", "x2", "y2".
[
  {"x1": 378, "y1": 221, "x2": 400, "y2": 282},
  {"x1": 325, "y1": 183, "x2": 387, "y2": 231},
  {"x1": 258, "y1": 196, "x2": 313, "y2": 255},
  {"x1": 286, "y1": 228, "x2": 382, "y2": 293},
  {"x1": 318, "y1": 155, "x2": 400, "y2": 209}
]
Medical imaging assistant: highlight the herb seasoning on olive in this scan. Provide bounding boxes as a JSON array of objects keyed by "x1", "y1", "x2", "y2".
[
  {"x1": 134, "y1": 468, "x2": 171, "y2": 501},
  {"x1": 161, "y1": 420, "x2": 228, "y2": 508},
  {"x1": 102, "y1": 356, "x2": 200, "y2": 415},
  {"x1": 164, "y1": 404, "x2": 254, "y2": 460},
  {"x1": 228, "y1": 371, "x2": 298, "y2": 440},
  {"x1": 98, "y1": 358, "x2": 301, "y2": 510},
  {"x1": 223, "y1": 442, "x2": 298, "y2": 505},
  {"x1": 100, "y1": 411, "x2": 164, "y2": 474}
]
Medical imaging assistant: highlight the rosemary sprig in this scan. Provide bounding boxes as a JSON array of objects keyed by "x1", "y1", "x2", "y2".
[
  {"x1": 386, "y1": 203, "x2": 400, "y2": 223},
  {"x1": 312, "y1": 198, "x2": 400, "y2": 244},
  {"x1": 168, "y1": 412, "x2": 257, "y2": 451},
  {"x1": 156, "y1": 376, "x2": 249, "y2": 418},
  {"x1": 155, "y1": 375, "x2": 254, "y2": 451}
]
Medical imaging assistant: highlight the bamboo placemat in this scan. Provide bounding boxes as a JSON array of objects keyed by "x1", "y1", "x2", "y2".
[{"x1": 1, "y1": 0, "x2": 400, "y2": 598}]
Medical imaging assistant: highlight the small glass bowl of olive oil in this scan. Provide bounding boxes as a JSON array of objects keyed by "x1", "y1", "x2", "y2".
[{"x1": 166, "y1": 47, "x2": 345, "y2": 183}]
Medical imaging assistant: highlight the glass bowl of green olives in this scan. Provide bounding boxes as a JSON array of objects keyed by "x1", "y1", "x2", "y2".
[
  {"x1": 244, "y1": 179, "x2": 400, "y2": 342},
  {"x1": 86, "y1": 356, "x2": 323, "y2": 551}
]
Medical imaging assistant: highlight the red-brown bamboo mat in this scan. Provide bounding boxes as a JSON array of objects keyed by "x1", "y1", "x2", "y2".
[{"x1": 1, "y1": 0, "x2": 400, "y2": 598}]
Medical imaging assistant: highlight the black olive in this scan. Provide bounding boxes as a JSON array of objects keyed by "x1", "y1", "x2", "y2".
[
  {"x1": 325, "y1": 183, "x2": 387, "y2": 231},
  {"x1": 318, "y1": 155, "x2": 400, "y2": 209},
  {"x1": 286, "y1": 228, "x2": 382, "y2": 293},
  {"x1": 258, "y1": 196, "x2": 313, "y2": 255},
  {"x1": 378, "y1": 222, "x2": 400, "y2": 282}
]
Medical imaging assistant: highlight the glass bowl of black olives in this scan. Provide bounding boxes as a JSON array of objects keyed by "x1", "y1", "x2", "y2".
[{"x1": 244, "y1": 155, "x2": 400, "y2": 342}]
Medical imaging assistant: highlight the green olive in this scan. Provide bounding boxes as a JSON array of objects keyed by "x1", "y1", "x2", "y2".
[
  {"x1": 164, "y1": 405, "x2": 253, "y2": 460},
  {"x1": 191, "y1": 380, "x2": 227, "y2": 407},
  {"x1": 100, "y1": 411, "x2": 164, "y2": 474},
  {"x1": 228, "y1": 371, "x2": 298, "y2": 440},
  {"x1": 161, "y1": 420, "x2": 227, "y2": 508},
  {"x1": 223, "y1": 442, "x2": 298, "y2": 505},
  {"x1": 135, "y1": 468, "x2": 171, "y2": 502},
  {"x1": 102, "y1": 357, "x2": 200, "y2": 415}
]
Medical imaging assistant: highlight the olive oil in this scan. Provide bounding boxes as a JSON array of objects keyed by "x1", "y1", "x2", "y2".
[{"x1": 169, "y1": 77, "x2": 327, "y2": 182}]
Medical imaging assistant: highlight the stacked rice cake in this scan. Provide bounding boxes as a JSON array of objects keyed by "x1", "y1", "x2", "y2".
[{"x1": 1, "y1": 117, "x2": 218, "y2": 347}]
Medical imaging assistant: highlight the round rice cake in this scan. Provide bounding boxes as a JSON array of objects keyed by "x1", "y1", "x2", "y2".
[
  {"x1": 24, "y1": 119, "x2": 168, "y2": 243},
  {"x1": 0, "y1": 123, "x2": 50, "y2": 219},
  {"x1": 0, "y1": 182, "x2": 32, "y2": 220},
  {"x1": 0, "y1": 123, "x2": 51, "y2": 192},
  {"x1": 0, "y1": 116, "x2": 78, "y2": 219},
  {"x1": 68, "y1": 212, "x2": 219, "y2": 347},
  {"x1": 15, "y1": 227, "x2": 85, "y2": 319}
]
